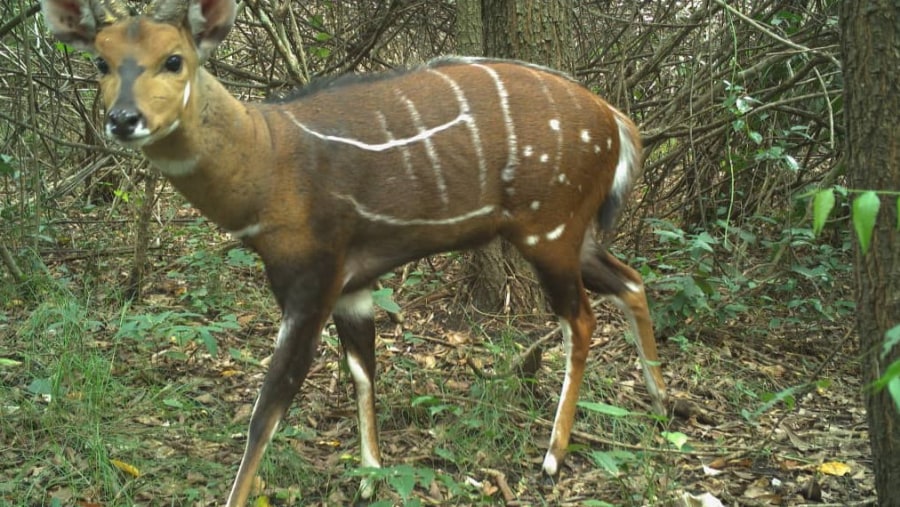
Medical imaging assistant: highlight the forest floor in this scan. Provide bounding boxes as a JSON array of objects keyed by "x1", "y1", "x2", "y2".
[{"x1": 0, "y1": 212, "x2": 875, "y2": 506}]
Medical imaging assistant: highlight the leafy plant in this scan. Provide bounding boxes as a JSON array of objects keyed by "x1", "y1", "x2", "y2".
[{"x1": 115, "y1": 309, "x2": 240, "y2": 357}]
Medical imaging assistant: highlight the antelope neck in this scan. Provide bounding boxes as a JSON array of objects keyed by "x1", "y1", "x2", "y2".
[{"x1": 141, "y1": 68, "x2": 273, "y2": 233}]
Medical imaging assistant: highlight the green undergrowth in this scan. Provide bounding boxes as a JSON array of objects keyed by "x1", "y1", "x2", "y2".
[{"x1": 0, "y1": 208, "x2": 858, "y2": 506}]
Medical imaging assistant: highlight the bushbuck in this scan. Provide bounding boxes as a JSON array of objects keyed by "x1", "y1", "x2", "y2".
[{"x1": 40, "y1": 0, "x2": 667, "y2": 504}]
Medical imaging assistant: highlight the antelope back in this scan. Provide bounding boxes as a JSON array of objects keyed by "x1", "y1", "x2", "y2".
[{"x1": 263, "y1": 58, "x2": 636, "y2": 258}]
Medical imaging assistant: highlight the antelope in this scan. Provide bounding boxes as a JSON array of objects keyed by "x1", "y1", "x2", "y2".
[{"x1": 41, "y1": 0, "x2": 668, "y2": 504}]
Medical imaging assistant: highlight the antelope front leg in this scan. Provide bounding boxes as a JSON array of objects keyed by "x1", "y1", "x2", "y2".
[
  {"x1": 227, "y1": 265, "x2": 340, "y2": 507},
  {"x1": 333, "y1": 289, "x2": 382, "y2": 499}
]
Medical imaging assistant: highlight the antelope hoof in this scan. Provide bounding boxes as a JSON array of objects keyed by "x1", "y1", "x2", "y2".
[
  {"x1": 542, "y1": 451, "x2": 561, "y2": 477},
  {"x1": 358, "y1": 476, "x2": 377, "y2": 502}
]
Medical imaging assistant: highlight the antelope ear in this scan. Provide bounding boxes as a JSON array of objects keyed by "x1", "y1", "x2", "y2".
[
  {"x1": 40, "y1": 0, "x2": 100, "y2": 52},
  {"x1": 187, "y1": 0, "x2": 237, "y2": 62}
]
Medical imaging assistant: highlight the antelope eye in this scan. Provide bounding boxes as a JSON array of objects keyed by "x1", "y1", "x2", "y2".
[
  {"x1": 164, "y1": 55, "x2": 183, "y2": 73},
  {"x1": 95, "y1": 57, "x2": 110, "y2": 75}
]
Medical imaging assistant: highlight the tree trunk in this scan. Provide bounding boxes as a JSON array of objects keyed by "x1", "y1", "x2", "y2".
[
  {"x1": 455, "y1": 0, "x2": 482, "y2": 56},
  {"x1": 839, "y1": 2, "x2": 900, "y2": 505},
  {"x1": 463, "y1": 0, "x2": 573, "y2": 315}
]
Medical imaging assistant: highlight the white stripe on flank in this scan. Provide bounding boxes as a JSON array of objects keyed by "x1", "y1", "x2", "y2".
[
  {"x1": 399, "y1": 93, "x2": 448, "y2": 204},
  {"x1": 471, "y1": 63, "x2": 518, "y2": 183},
  {"x1": 284, "y1": 109, "x2": 469, "y2": 152},
  {"x1": 427, "y1": 69, "x2": 488, "y2": 196},
  {"x1": 376, "y1": 112, "x2": 416, "y2": 182},
  {"x1": 335, "y1": 193, "x2": 496, "y2": 226}
]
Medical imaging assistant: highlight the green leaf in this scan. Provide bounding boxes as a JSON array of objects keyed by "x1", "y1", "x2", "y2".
[
  {"x1": 27, "y1": 377, "x2": 53, "y2": 395},
  {"x1": 163, "y1": 398, "x2": 184, "y2": 409},
  {"x1": 896, "y1": 196, "x2": 900, "y2": 231},
  {"x1": 813, "y1": 188, "x2": 835, "y2": 236},
  {"x1": 577, "y1": 401, "x2": 632, "y2": 417},
  {"x1": 852, "y1": 191, "x2": 880, "y2": 255},
  {"x1": 889, "y1": 376, "x2": 900, "y2": 414},
  {"x1": 371, "y1": 287, "x2": 401, "y2": 313},
  {"x1": 589, "y1": 451, "x2": 621, "y2": 476},
  {"x1": 0, "y1": 154, "x2": 14, "y2": 176},
  {"x1": 662, "y1": 431, "x2": 689, "y2": 450},
  {"x1": 387, "y1": 469, "x2": 416, "y2": 499},
  {"x1": 0, "y1": 357, "x2": 22, "y2": 367},
  {"x1": 884, "y1": 325, "x2": 900, "y2": 360}
]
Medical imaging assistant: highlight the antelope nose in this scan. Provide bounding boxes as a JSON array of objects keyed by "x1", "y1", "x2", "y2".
[{"x1": 106, "y1": 108, "x2": 144, "y2": 139}]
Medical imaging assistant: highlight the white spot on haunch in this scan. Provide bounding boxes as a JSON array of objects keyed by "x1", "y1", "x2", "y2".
[
  {"x1": 530, "y1": 200, "x2": 541, "y2": 211},
  {"x1": 607, "y1": 137, "x2": 613, "y2": 149},
  {"x1": 525, "y1": 235, "x2": 540, "y2": 246},
  {"x1": 540, "y1": 154, "x2": 550, "y2": 163},
  {"x1": 594, "y1": 145, "x2": 602, "y2": 154},
  {"x1": 557, "y1": 173, "x2": 569, "y2": 184},
  {"x1": 580, "y1": 129, "x2": 591, "y2": 143},
  {"x1": 546, "y1": 224, "x2": 566, "y2": 241},
  {"x1": 523, "y1": 145, "x2": 534, "y2": 157},
  {"x1": 625, "y1": 281, "x2": 642, "y2": 293},
  {"x1": 549, "y1": 119, "x2": 561, "y2": 131}
]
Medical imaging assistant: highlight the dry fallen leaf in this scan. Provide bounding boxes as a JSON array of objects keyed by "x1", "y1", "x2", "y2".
[
  {"x1": 681, "y1": 491, "x2": 725, "y2": 507},
  {"x1": 818, "y1": 460, "x2": 851, "y2": 476},
  {"x1": 110, "y1": 458, "x2": 141, "y2": 478}
]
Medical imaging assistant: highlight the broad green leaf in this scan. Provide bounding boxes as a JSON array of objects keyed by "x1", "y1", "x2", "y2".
[
  {"x1": 662, "y1": 431, "x2": 689, "y2": 450},
  {"x1": 872, "y1": 360, "x2": 900, "y2": 390},
  {"x1": 852, "y1": 191, "x2": 880, "y2": 255},
  {"x1": 577, "y1": 401, "x2": 632, "y2": 417},
  {"x1": 889, "y1": 375, "x2": 900, "y2": 414},
  {"x1": 590, "y1": 451, "x2": 621, "y2": 476},
  {"x1": 371, "y1": 287, "x2": 401, "y2": 313},
  {"x1": 812, "y1": 188, "x2": 835, "y2": 236},
  {"x1": 27, "y1": 378, "x2": 53, "y2": 395},
  {"x1": 884, "y1": 325, "x2": 900, "y2": 360},
  {"x1": 163, "y1": 398, "x2": 183, "y2": 409}
]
